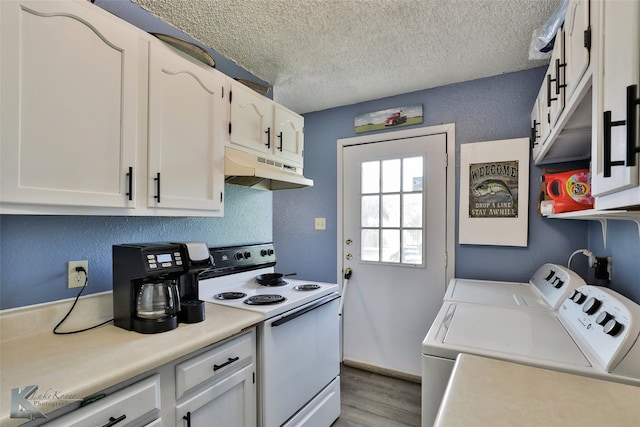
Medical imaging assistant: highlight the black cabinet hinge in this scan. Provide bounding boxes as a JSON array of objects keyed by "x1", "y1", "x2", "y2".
[
  {"x1": 229, "y1": 90, "x2": 232, "y2": 103},
  {"x1": 229, "y1": 122, "x2": 232, "y2": 134},
  {"x1": 584, "y1": 27, "x2": 591, "y2": 51},
  {"x1": 253, "y1": 372, "x2": 255, "y2": 384}
]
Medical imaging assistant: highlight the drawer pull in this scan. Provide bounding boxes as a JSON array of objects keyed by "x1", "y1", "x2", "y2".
[
  {"x1": 213, "y1": 356, "x2": 239, "y2": 371},
  {"x1": 625, "y1": 85, "x2": 639, "y2": 167},
  {"x1": 183, "y1": 411, "x2": 191, "y2": 427},
  {"x1": 103, "y1": 414, "x2": 126, "y2": 427}
]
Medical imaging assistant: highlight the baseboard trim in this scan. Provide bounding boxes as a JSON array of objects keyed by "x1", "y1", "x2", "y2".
[{"x1": 342, "y1": 359, "x2": 422, "y2": 384}]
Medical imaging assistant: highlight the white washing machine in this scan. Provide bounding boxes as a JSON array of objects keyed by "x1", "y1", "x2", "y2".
[
  {"x1": 443, "y1": 263, "x2": 586, "y2": 309},
  {"x1": 421, "y1": 284, "x2": 640, "y2": 426}
]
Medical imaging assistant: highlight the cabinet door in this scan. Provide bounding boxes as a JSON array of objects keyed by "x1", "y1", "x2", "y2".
[
  {"x1": 592, "y1": 0, "x2": 640, "y2": 197},
  {"x1": 148, "y1": 42, "x2": 225, "y2": 212},
  {"x1": 0, "y1": 0, "x2": 138, "y2": 208},
  {"x1": 175, "y1": 365, "x2": 256, "y2": 427},
  {"x1": 274, "y1": 104, "x2": 305, "y2": 167},
  {"x1": 564, "y1": 0, "x2": 590, "y2": 100},
  {"x1": 229, "y1": 80, "x2": 273, "y2": 155}
]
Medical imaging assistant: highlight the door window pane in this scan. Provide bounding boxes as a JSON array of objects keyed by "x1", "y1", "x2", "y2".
[
  {"x1": 361, "y1": 195, "x2": 379, "y2": 227},
  {"x1": 361, "y1": 161, "x2": 380, "y2": 194},
  {"x1": 402, "y1": 230, "x2": 423, "y2": 264},
  {"x1": 381, "y1": 229, "x2": 400, "y2": 263},
  {"x1": 382, "y1": 194, "x2": 400, "y2": 227},
  {"x1": 403, "y1": 157, "x2": 423, "y2": 191},
  {"x1": 382, "y1": 159, "x2": 401, "y2": 193},
  {"x1": 361, "y1": 229, "x2": 379, "y2": 262},
  {"x1": 403, "y1": 193, "x2": 422, "y2": 227}
]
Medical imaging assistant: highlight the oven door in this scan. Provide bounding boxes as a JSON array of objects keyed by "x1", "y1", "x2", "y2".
[{"x1": 260, "y1": 292, "x2": 340, "y2": 427}]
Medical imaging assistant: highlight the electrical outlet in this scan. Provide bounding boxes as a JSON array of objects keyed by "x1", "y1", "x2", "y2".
[
  {"x1": 68, "y1": 260, "x2": 88, "y2": 288},
  {"x1": 594, "y1": 256, "x2": 611, "y2": 281}
]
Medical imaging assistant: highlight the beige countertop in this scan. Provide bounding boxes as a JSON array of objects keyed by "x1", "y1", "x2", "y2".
[
  {"x1": 435, "y1": 353, "x2": 640, "y2": 427},
  {"x1": 0, "y1": 293, "x2": 263, "y2": 426}
]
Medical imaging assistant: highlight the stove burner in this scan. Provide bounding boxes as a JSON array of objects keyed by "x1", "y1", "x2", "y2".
[
  {"x1": 293, "y1": 284, "x2": 321, "y2": 291},
  {"x1": 214, "y1": 292, "x2": 247, "y2": 300},
  {"x1": 244, "y1": 294, "x2": 286, "y2": 305}
]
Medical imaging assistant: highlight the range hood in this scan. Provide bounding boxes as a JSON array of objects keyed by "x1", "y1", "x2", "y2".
[{"x1": 224, "y1": 147, "x2": 314, "y2": 190}]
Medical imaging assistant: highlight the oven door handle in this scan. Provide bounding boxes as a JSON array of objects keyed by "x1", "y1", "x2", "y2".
[{"x1": 271, "y1": 292, "x2": 340, "y2": 327}]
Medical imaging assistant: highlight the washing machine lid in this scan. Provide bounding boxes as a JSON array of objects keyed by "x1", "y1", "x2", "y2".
[
  {"x1": 444, "y1": 278, "x2": 549, "y2": 309},
  {"x1": 424, "y1": 303, "x2": 590, "y2": 367}
]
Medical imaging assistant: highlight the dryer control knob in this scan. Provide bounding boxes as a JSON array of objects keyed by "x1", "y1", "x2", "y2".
[
  {"x1": 582, "y1": 297, "x2": 602, "y2": 315},
  {"x1": 596, "y1": 311, "x2": 613, "y2": 325},
  {"x1": 604, "y1": 319, "x2": 624, "y2": 336},
  {"x1": 244, "y1": 251, "x2": 252, "y2": 259},
  {"x1": 235, "y1": 251, "x2": 244, "y2": 260},
  {"x1": 571, "y1": 291, "x2": 586, "y2": 304}
]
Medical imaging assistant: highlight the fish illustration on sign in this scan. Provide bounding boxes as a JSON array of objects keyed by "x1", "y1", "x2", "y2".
[
  {"x1": 469, "y1": 161, "x2": 519, "y2": 218},
  {"x1": 471, "y1": 179, "x2": 513, "y2": 200}
]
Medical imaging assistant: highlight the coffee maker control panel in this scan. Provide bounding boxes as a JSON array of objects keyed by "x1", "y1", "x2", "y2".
[{"x1": 146, "y1": 249, "x2": 183, "y2": 271}]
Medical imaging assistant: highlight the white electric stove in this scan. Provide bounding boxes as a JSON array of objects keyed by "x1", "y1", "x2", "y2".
[
  {"x1": 198, "y1": 243, "x2": 341, "y2": 427},
  {"x1": 443, "y1": 263, "x2": 586, "y2": 309},
  {"x1": 421, "y1": 282, "x2": 640, "y2": 426}
]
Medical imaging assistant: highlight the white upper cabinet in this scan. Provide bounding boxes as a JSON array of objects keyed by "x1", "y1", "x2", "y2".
[
  {"x1": 0, "y1": 0, "x2": 140, "y2": 209},
  {"x1": 147, "y1": 42, "x2": 225, "y2": 214},
  {"x1": 532, "y1": 0, "x2": 593, "y2": 165},
  {"x1": 228, "y1": 79, "x2": 274, "y2": 155},
  {"x1": 273, "y1": 104, "x2": 305, "y2": 167},
  {"x1": 228, "y1": 79, "x2": 306, "y2": 168},
  {"x1": 591, "y1": 0, "x2": 640, "y2": 208}
]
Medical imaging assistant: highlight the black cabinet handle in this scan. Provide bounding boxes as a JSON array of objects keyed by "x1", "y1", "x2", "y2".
[
  {"x1": 125, "y1": 166, "x2": 133, "y2": 201},
  {"x1": 277, "y1": 131, "x2": 284, "y2": 151},
  {"x1": 103, "y1": 415, "x2": 126, "y2": 427},
  {"x1": 625, "y1": 84, "x2": 640, "y2": 167},
  {"x1": 265, "y1": 127, "x2": 271, "y2": 148},
  {"x1": 183, "y1": 411, "x2": 191, "y2": 427},
  {"x1": 603, "y1": 111, "x2": 626, "y2": 177},
  {"x1": 555, "y1": 58, "x2": 567, "y2": 95},
  {"x1": 213, "y1": 356, "x2": 239, "y2": 371},
  {"x1": 153, "y1": 172, "x2": 161, "y2": 203},
  {"x1": 530, "y1": 120, "x2": 539, "y2": 149},
  {"x1": 547, "y1": 74, "x2": 554, "y2": 107}
]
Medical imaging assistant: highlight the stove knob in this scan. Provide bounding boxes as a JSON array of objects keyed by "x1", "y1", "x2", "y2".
[
  {"x1": 260, "y1": 249, "x2": 268, "y2": 257},
  {"x1": 604, "y1": 319, "x2": 624, "y2": 336},
  {"x1": 571, "y1": 291, "x2": 586, "y2": 304},
  {"x1": 235, "y1": 252, "x2": 244, "y2": 260},
  {"x1": 244, "y1": 251, "x2": 251, "y2": 259},
  {"x1": 268, "y1": 249, "x2": 274, "y2": 256},
  {"x1": 596, "y1": 311, "x2": 613, "y2": 326},
  {"x1": 582, "y1": 297, "x2": 602, "y2": 315}
]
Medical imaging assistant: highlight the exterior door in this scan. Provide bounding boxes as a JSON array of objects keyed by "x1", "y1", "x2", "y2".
[{"x1": 340, "y1": 129, "x2": 451, "y2": 377}]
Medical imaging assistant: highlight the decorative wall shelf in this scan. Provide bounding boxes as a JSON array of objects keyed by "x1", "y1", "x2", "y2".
[{"x1": 546, "y1": 209, "x2": 640, "y2": 247}]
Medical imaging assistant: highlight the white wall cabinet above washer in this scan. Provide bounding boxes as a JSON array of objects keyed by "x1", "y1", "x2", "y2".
[
  {"x1": 0, "y1": 0, "x2": 140, "y2": 209},
  {"x1": 591, "y1": 0, "x2": 640, "y2": 209},
  {"x1": 147, "y1": 41, "x2": 225, "y2": 214},
  {"x1": 531, "y1": 0, "x2": 592, "y2": 165}
]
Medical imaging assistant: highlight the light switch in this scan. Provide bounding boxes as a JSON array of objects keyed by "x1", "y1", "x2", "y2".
[{"x1": 315, "y1": 217, "x2": 326, "y2": 230}]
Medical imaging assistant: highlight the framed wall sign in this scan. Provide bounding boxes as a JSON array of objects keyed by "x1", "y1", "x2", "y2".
[{"x1": 459, "y1": 138, "x2": 529, "y2": 247}]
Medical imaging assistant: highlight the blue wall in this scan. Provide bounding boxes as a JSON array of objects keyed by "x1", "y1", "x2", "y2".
[
  {"x1": 274, "y1": 68, "x2": 594, "y2": 288},
  {"x1": 0, "y1": 185, "x2": 272, "y2": 309}
]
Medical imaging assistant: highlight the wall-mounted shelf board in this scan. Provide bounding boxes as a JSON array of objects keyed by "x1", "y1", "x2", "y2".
[{"x1": 545, "y1": 209, "x2": 640, "y2": 248}]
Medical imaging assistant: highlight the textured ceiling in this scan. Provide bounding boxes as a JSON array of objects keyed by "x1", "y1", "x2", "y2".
[{"x1": 132, "y1": 0, "x2": 561, "y2": 113}]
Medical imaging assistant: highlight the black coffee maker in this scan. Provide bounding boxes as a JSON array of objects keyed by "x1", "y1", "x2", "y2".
[
  {"x1": 112, "y1": 242, "x2": 213, "y2": 333},
  {"x1": 173, "y1": 242, "x2": 213, "y2": 324}
]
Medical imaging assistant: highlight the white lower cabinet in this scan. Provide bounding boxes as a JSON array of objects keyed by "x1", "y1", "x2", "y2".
[
  {"x1": 173, "y1": 330, "x2": 256, "y2": 427},
  {"x1": 45, "y1": 375, "x2": 161, "y2": 427}
]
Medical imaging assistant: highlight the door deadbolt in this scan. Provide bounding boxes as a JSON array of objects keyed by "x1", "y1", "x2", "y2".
[
  {"x1": 345, "y1": 238, "x2": 353, "y2": 245},
  {"x1": 346, "y1": 253, "x2": 353, "y2": 260}
]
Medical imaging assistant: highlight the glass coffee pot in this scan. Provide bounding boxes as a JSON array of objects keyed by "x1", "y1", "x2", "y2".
[{"x1": 135, "y1": 280, "x2": 180, "y2": 320}]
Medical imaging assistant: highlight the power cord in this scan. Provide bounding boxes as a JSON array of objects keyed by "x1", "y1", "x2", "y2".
[
  {"x1": 53, "y1": 266, "x2": 113, "y2": 335},
  {"x1": 567, "y1": 249, "x2": 597, "y2": 269}
]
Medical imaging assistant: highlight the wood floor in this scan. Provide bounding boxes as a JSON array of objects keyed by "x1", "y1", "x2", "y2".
[{"x1": 332, "y1": 364, "x2": 422, "y2": 427}]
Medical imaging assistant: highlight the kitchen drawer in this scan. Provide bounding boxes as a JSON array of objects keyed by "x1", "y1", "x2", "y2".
[
  {"x1": 175, "y1": 331, "x2": 253, "y2": 399},
  {"x1": 45, "y1": 375, "x2": 160, "y2": 427}
]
